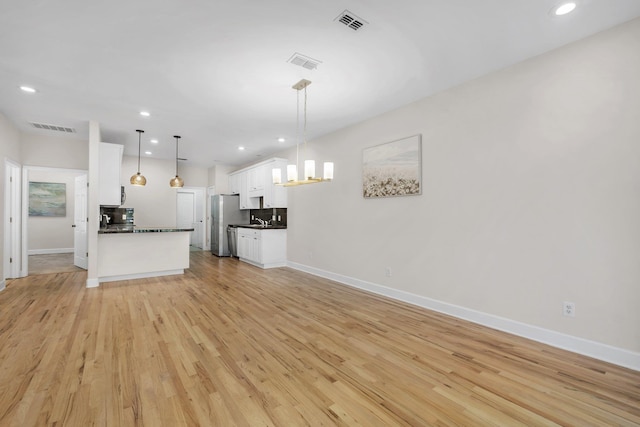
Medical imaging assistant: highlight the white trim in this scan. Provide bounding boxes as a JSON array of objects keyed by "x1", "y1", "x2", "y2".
[
  {"x1": 86, "y1": 277, "x2": 99, "y2": 288},
  {"x1": 28, "y1": 248, "x2": 74, "y2": 255},
  {"x1": 98, "y1": 269, "x2": 184, "y2": 283},
  {"x1": 287, "y1": 261, "x2": 640, "y2": 372},
  {"x1": 0, "y1": 280, "x2": 5, "y2": 291}
]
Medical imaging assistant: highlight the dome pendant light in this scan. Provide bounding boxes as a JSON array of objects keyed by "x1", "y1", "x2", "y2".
[
  {"x1": 130, "y1": 129, "x2": 147, "y2": 186},
  {"x1": 169, "y1": 135, "x2": 184, "y2": 188}
]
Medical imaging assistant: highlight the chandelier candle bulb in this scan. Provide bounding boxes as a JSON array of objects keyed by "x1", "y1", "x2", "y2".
[
  {"x1": 272, "y1": 168, "x2": 282, "y2": 185},
  {"x1": 323, "y1": 162, "x2": 334, "y2": 180},
  {"x1": 287, "y1": 165, "x2": 297, "y2": 182},
  {"x1": 304, "y1": 160, "x2": 315, "y2": 180}
]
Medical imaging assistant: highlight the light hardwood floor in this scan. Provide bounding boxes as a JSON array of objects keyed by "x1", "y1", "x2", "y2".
[
  {"x1": 0, "y1": 251, "x2": 638, "y2": 426},
  {"x1": 28, "y1": 253, "x2": 84, "y2": 276}
]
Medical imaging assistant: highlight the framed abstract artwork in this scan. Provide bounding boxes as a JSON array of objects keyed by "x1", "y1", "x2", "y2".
[
  {"x1": 362, "y1": 134, "x2": 422, "y2": 198},
  {"x1": 29, "y1": 182, "x2": 67, "y2": 216}
]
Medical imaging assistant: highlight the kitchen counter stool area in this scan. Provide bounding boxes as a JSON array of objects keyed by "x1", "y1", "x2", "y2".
[{"x1": 97, "y1": 227, "x2": 193, "y2": 282}]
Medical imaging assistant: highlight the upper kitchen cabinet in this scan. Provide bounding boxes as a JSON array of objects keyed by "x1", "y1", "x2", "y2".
[
  {"x1": 229, "y1": 173, "x2": 241, "y2": 195},
  {"x1": 238, "y1": 171, "x2": 260, "y2": 210},
  {"x1": 247, "y1": 164, "x2": 265, "y2": 198},
  {"x1": 99, "y1": 142, "x2": 124, "y2": 206},
  {"x1": 230, "y1": 158, "x2": 288, "y2": 210},
  {"x1": 263, "y1": 159, "x2": 287, "y2": 209}
]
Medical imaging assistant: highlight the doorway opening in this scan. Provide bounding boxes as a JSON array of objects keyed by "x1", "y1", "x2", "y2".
[
  {"x1": 176, "y1": 187, "x2": 206, "y2": 250},
  {"x1": 22, "y1": 166, "x2": 88, "y2": 276}
]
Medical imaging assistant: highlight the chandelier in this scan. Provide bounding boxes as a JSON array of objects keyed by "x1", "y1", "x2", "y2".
[{"x1": 272, "y1": 79, "x2": 333, "y2": 186}]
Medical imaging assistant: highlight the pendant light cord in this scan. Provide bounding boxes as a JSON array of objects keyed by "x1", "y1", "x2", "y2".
[
  {"x1": 175, "y1": 136, "x2": 179, "y2": 177},
  {"x1": 137, "y1": 131, "x2": 142, "y2": 173},
  {"x1": 296, "y1": 88, "x2": 300, "y2": 177},
  {"x1": 303, "y1": 85, "x2": 308, "y2": 167}
]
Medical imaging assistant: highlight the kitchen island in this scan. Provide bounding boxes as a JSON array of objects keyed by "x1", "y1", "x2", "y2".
[{"x1": 97, "y1": 226, "x2": 194, "y2": 283}]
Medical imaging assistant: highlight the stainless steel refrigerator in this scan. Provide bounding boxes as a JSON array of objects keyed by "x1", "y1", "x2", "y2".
[{"x1": 211, "y1": 194, "x2": 249, "y2": 256}]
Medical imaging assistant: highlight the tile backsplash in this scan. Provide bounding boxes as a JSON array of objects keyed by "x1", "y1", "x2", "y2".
[{"x1": 250, "y1": 208, "x2": 287, "y2": 226}]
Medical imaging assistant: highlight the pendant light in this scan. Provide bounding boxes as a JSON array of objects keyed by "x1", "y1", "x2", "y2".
[
  {"x1": 272, "y1": 79, "x2": 334, "y2": 186},
  {"x1": 169, "y1": 135, "x2": 184, "y2": 188},
  {"x1": 130, "y1": 129, "x2": 147, "y2": 186}
]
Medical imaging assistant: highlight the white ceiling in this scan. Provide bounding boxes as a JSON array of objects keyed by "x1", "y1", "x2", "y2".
[{"x1": 1, "y1": 1, "x2": 640, "y2": 167}]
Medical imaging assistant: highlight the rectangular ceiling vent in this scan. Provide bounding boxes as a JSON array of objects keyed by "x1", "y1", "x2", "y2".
[
  {"x1": 335, "y1": 10, "x2": 368, "y2": 31},
  {"x1": 29, "y1": 122, "x2": 76, "y2": 133},
  {"x1": 287, "y1": 53, "x2": 321, "y2": 70}
]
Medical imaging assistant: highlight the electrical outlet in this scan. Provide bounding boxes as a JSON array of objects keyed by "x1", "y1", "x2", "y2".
[
  {"x1": 385, "y1": 267, "x2": 392, "y2": 277},
  {"x1": 563, "y1": 301, "x2": 576, "y2": 317}
]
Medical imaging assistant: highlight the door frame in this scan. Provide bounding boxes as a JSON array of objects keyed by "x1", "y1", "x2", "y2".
[
  {"x1": 3, "y1": 159, "x2": 22, "y2": 285},
  {"x1": 176, "y1": 186, "x2": 206, "y2": 249},
  {"x1": 21, "y1": 166, "x2": 88, "y2": 276}
]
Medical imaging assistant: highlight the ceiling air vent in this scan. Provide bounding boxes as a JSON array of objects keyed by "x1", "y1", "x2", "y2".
[
  {"x1": 287, "y1": 53, "x2": 321, "y2": 70},
  {"x1": 29, "y1": 122, "x2": 76, "y2": 133},
  {"x1": 335, "y1": 10, "x2": 368, "y2": 31}
]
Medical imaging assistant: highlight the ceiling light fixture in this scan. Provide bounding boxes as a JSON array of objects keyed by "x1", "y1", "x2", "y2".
[
  {"x1": 554, "y1": 2, "x2": 577, "y2": 16},
  {"x1": 145, "y1": 151, "x2": 152, "y2": 155},
  {"x1": 20, "y1": 86, "x2": 36, "y2": 93},
  {"x1": 169, "y1": 135, "x2": 184, "y2": 188},
  {"x1": 278, "y1": 137, "x2": 285, "y2": 143},
  {"x1": 130, "y1": 129, "x2": 147, "y2": 186},
  {"x1": 272, "y1": 79, "x2": 333, "y2": 186},
  {"x1": 140, "y1": 111, "x2": 150, "y2": 117},
  {"x1": 238, "y1": 146, "x2": 245, "y2": 151},
  {"x1": 150, "y1": 139, "x2": 158, "y2": 144}
]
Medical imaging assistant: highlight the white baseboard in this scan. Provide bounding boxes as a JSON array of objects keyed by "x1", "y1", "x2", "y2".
[
  {"x1": 99, "y1": 269, "x2": 184, "y2": 284},
  {"x1": 287, "y1": 261, "x2": 640, "y2": 372},
  {"x1": 0, "y1": 280, "x2": 5, "y2": 292},
  {"x1": 28, "y1": 248, "x2": 74, "y2": 255},
  {"x1": 86, "y1": 277, "x2": 99, "y2": 288}
]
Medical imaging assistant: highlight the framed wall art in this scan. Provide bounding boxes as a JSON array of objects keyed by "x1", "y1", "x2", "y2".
[
  {"x1": 29, "y1": 182, "x2": 67, "y2": 217},
  {"x1": 362, "y1": 134, "x2": 422, "y2": 198}
]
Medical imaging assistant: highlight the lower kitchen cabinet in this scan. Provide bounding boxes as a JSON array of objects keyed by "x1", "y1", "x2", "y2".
[{"x1": 237, "y1": 228, "x2": 286, "y2": 268}]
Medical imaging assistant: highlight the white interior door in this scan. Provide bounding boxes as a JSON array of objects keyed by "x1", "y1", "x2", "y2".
[
  {"x1": 73, "y1": 174, "x2": 88, "y2": 269},
  {"x1": 3, "y1": 160, "x2": 22, "y2": 281},
  {"x1": 177, "y1": 192, "x2": 196, "y2": 246}
]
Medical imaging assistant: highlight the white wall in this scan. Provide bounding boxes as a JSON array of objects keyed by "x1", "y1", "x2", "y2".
[
  {"x1": 27, "y1": 169, "x2": 86, "y2": 253},
  {"x1": 21, "y1": 132, "x2": 88, "y2": 170},
  {"x1": 281, "y1": 18, "x2": 640, "y2": 358},
  {"x1": 121, "y1": 155, "x2": 208, "y2": 227},
  {"x1": 0, "y1": 113, "x2": 21, "y2": 282}
]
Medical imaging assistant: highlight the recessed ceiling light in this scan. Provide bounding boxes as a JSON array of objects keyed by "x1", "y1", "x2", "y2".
[
  {"x1": 20, "y1": 86, "x2": 36, "y2": 93},
  {"x1": 145, "y1": 151, "x2": 152, "y2": 155},
  {"x1": 278, "y1": 137, "x2": 285, "y2": 142},
  {"x1": 553, "y1": 2, "x2": 577, "y2": 16},
  {"x1": 150, "y1": 139, "x2": 158, "y2": 144},
  {"x1": 140, "y1": 111, "x2": 150, "y2": 117},
  {"x1": 238, "y1": 146, "x2": 245, "y2": 151}
]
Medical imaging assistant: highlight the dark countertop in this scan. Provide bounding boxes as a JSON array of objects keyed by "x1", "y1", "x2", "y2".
[
  {"x1": 98, "y1": 226, "x2": 195, "y2": 234},
  {"x1": 233, "y1": 224, "x2": 287, "y2": 230}
]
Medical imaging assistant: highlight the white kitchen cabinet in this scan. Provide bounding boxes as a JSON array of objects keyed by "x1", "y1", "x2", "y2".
[
  {"x1": 99, "y1": 142, "x2": 124, "y2": 206},
  {"x1": 237, "y1": 228, "x2": 286, "y2": 268},
  {"x1": 229, "y1": 172, "x2": 241, "y2": 194},
  {"x1": 263, "y1": 159, "x2": 288, "y2": 208},
  {"x1": 247, "y1": 164, "x2": 265, "y2": 198},
  {"x1": 239, "y1": 171, "x2": 260, "y2": 210}
]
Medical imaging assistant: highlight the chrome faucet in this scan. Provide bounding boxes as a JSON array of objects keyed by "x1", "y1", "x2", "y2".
[
  {"x1": 255, "y1": 218, "x2": 267, "y2": 226},
  {"x1": 100, "y1": 214, "x2": 111, "y2": 228}
]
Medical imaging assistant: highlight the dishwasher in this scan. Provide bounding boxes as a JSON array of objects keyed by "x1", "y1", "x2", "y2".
[{"x1": 227, "y1": 225, "x2": 239, "y2": 257}]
